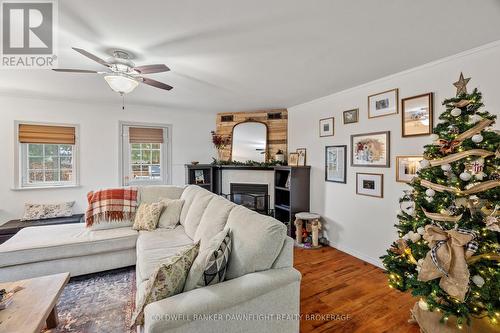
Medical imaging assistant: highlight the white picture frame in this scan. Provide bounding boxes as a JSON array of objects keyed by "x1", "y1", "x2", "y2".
[
  {"x1": 319, "y1": 117, "x2": 334, "y2": 137},
  {"x1": 368, "y1": 88, "x2": 399, "y2": 118},
  {"x1": 396, "y1": 156, "x2": 423, "y2": 183},
  {"x1": 356, "y1": 173, "x2": 383, "y2": 198}
]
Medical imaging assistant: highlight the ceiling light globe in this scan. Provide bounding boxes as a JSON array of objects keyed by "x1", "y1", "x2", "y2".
[{"x1": 104, "y1": 74, "x2": 139, "y2": 94}]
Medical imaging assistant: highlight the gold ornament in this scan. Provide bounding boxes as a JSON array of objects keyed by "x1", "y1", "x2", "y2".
[
  {"x1": 453, "y1": 99, "x2": 471, "y2": 108},
  {"x1": 483, "y1": 205, "x2": 499, "y2": 232},
  {"x1": 390, "y1": 239, "x2": 418, "y2": 265},
  {"x1": 453, "y1": 72, "x2": 471, "y2": 96}
]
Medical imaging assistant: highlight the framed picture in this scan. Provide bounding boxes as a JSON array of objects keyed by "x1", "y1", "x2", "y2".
[
  {"x1": 296, "y1": 148, "x2": 307, "y2": 166},
  {"x1": 368, "y1": 88, "x2": 399, "y2": 118},
  {"x1": 325, "y1": 145, "x2": 347, "y2": 183},
  {"x1": 356, "y1": 173, "x2": 384, "y2": 198},
  {"x1": 396, "y1": 156, "x2": 423, "y2": 183},
  {"x1": 402, "y1": 93, "x2": 433, "y2": 137},
  {"x1": 351, "y1": 131, "x2": 390, "y2": 167},
  {"x1": 288, "y1": 152, "x2": 299, "y2": 166},
  {"x1": 343, "y1": 108, "x2": 359, "y2": 124},
  {"x1": 194, "y1": 170, "x2": 205, "y2": 184},
  {"x1": 319, "y1": 117, "x2": 334, "y2": 137}
]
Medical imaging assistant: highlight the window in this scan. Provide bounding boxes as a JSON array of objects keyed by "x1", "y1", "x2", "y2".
[
  {"x1": 121, "y1": 124, "x2": 171, "y2": 186},
  {"x1": 130, "y1": 143, "x2": 161, "y2": 180},
  {"x1": 17, "y1": 123, "x2": 78, "y2": 188}
]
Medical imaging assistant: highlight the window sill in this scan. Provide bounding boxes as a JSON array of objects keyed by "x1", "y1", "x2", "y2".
[{"x1": 11, "y1": 185, "x2": 81, "y2": 191}]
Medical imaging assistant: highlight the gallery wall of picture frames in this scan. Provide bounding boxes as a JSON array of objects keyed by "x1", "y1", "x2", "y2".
[{"x1": 317, "y1": 86, "x2": 434, "y2": 199}]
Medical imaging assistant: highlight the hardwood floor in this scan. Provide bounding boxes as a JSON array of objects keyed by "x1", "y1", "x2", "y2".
[{"x1": 294, "y1": 247, "x2": 420, "y2": 333}]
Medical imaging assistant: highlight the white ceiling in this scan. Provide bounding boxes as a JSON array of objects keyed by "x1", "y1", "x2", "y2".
[{"x1": 1, "y1": 0, "x2": 500, "y2": 113}]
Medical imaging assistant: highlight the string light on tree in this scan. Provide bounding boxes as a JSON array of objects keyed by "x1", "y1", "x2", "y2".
[{"x1": 381, "y1": 73, "x2": 500, "y2": 332}]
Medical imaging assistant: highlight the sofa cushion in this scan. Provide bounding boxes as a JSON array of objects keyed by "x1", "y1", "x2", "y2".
[
  {"x1": 131, "y1": 243, "x2": 199, "y2": 326},
  {"x1": 138, "y1": 186, "x2": 185, "y2": 204},
  {"x1": 179, "y1": 185, "x2": 209, "y2": 225},
  {"x1": 184, "y1": 227, "x2": 231, "y2": 292},
  {"x1": 225, "y1": 206, "x2": 287, "y2": 280},
  {"x1": 0, "y1": 224, "x2": 138, "y2": 268},
  {"x1": 136, "y1": 226, "x2": 193, "y2": 283},
  {"x1": 157, "y1": 198, "x2": 184, "y2": 229},
  {"x1": 182, "y1": 191, "x2": 214, "y2": 239},
  {"x1": 194, "y1": 195, "x2": 235, "y2": 249}
]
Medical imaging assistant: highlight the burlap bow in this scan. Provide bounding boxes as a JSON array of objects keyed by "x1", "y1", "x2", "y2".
[
  {"x1": 417, "y1": 225, "x2": 476, "y2": 301},
  {"x1": 437, "y1": 139, "x2": 461, "y2": 154}
]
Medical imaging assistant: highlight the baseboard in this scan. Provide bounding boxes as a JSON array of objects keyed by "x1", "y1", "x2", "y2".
[{"x1": 328, "y1": 242, "x2": 384, "y2": 269}]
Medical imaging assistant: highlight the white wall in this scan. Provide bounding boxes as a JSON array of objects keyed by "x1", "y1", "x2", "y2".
[
  {"x1": 288, "y1": 41, "x2": 500, "y2": 267},
  {"x1": 0, "y1": 95, "x2": 216, "y2": 224}
]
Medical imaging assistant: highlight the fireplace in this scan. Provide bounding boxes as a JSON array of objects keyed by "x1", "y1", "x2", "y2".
[{"x1": 226, "y1": 183, "x2": 269, "y2": 215}]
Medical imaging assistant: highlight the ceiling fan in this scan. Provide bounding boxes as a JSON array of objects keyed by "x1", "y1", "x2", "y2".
[{"x1": 53, "y1": 47, "x2": 173, "y2": 95}]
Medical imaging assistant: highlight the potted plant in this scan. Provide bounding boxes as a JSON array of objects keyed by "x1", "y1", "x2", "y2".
[{"x1": 211, "y1": 131, "x2": 231, "y2": 162}]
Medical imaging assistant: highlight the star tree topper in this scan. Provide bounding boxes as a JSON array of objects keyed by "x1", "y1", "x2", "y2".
[{"x1": 453, "y1": 72, "x2": 471, "y2": 96}]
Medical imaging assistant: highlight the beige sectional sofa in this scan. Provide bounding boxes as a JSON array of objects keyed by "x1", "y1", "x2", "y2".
[{"x1": 0, "y1": 185, "x2": 301, "y2": 333}]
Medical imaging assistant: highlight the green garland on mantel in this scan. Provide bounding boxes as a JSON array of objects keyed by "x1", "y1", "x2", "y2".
[{"x1": 211, "y1": 158, "x2": 285, "y2": 167}]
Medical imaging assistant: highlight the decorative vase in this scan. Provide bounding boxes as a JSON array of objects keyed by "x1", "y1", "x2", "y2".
[
  {"x1": 217, "y1": 149, "x2": 225, "y2": 161},
  {"x1": 275, "y1": 153, "x2": 284, "y2": 162}
]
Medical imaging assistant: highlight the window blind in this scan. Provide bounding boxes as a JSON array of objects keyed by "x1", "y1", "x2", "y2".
[
  {"x1": 18, "y1": 124, "x2": 76, "y2": 144},
  {"x1": 129, "y1": 127, "x2": 164, "y2": 143}
]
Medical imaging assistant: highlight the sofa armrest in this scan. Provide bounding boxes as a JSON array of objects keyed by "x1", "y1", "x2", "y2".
[{"x1": 143, "y1": 267, "x2": 301, "y2": 333}]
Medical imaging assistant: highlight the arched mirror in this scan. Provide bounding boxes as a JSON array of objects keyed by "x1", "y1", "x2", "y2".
[{"x1": 231, "y1": 122, "x2": 267, "y2": 162}]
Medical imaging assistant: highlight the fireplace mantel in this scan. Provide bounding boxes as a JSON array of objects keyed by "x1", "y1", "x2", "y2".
[{"x1": 211, "y1": 165, "x2": 275, "y2": 171}]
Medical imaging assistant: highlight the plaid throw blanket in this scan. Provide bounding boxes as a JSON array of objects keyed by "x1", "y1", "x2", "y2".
[{"x1": 85, "y1": 187, "x2": 138, "y2": 226}]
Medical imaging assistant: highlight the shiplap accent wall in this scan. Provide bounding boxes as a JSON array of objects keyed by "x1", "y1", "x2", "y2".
[{"x1": 216, "y1": 109, "x2": 288, "y2": 161}]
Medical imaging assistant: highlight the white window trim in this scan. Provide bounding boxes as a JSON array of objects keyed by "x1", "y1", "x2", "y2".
[
  {"x1": 118, "y1": 121, "x2": 172, "y2": 186},
  {"x1": 13, "y1": 120, "x2": 80, "y2": 190}
]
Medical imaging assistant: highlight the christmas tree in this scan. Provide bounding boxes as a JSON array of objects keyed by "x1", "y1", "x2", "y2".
[{"x1": 382, "y1": 73, "x2": 500, "y2": 330}]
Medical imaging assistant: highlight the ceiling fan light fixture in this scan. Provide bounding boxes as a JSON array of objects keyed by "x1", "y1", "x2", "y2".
[{"x1": 104, "y1": 74, "x2": 139, "y2": 94}]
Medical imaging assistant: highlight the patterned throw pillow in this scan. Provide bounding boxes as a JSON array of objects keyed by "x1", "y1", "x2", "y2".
[
  {"x1": 131, "y1": 242, "x2": 200, "y2": 326},
  {"x1": 157, "y1": 198, "x2": 184, "y2": 229},
  {"x1": 203, "y1": 229, "x2": 231, "y2": 286},
  {"x1": 183, "y1": 227, "x2": 231, "y2": 291},
  {"x1": 132, "y1": 202, "x2": 164, "y2": 231},
  {"x1": 21, "y1": 202, "x2": 75, "y2": 221}
]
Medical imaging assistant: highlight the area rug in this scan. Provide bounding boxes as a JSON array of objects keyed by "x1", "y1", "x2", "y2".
[{"x1": 44, "y1": 267, "x2": 136, "y2": 333}]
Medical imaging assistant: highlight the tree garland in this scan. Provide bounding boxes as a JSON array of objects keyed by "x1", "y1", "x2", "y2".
[{"x1": 381, "y1": 76, "x2": 500, "y2": 330}]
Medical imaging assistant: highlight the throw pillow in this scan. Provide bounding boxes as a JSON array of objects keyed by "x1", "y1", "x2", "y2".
[
  {"x1": 21, "y1": 201, "x2": 75, "y2": 221},
  {"x1": 132, "y1": 202, "x2": 165, "y2": 231},
  {"x1": 157, "y1": 198, "x2": 185, "y2": 229},
  {"x1": 131, "y1": 242, "x2": 200, "y2": 326},
  {"x1": 183, "y1": 227, "x2": 231, "y2": 292}
]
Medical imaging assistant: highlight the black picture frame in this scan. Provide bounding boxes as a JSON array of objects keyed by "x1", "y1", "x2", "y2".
[{"x1": 325, "y1": 145, "x2": 347, "y2": 183}]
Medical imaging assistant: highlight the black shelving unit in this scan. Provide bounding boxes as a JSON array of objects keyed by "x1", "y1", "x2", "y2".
[
  {"x1": 185, "y1": 164, "x2": 311, "y2": 237},
  {"x1": 185, "y1": 164, "x2": 214, "y2": 192},
  {"x1": 274, "y1": 166, "x2": 310, "y2": 237}
]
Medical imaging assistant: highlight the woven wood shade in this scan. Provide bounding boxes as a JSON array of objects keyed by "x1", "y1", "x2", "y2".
[
  {"x1": 18, "y1": 124, "x2": 76, "y2": 144},
  {"x1": 129, "y1": 127, "x2": 164, "y2": 143}
]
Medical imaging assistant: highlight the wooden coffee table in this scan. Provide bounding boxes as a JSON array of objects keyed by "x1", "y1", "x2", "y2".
[{"x1": 0, "y1": 272, "x2": 70, "y2": 333}]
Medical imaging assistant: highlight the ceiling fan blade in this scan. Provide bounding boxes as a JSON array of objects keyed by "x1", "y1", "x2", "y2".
[
  {"x1": 141, "y1": 77, "x2": 173, "y2": 91},
  {"x1": 133, "y1": 64, "x2": 170, "y2": 74},
  {"x1": 52, "y1": 69, "x2": 98, "y2": 73},
  {"x1": 72, "y1": 47, "x2": 110, "y2": 67}
]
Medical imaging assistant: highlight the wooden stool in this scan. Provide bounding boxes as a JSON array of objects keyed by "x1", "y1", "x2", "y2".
[{"x1": 294, "y1": 212, "x2": 322, "y2": 248}]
